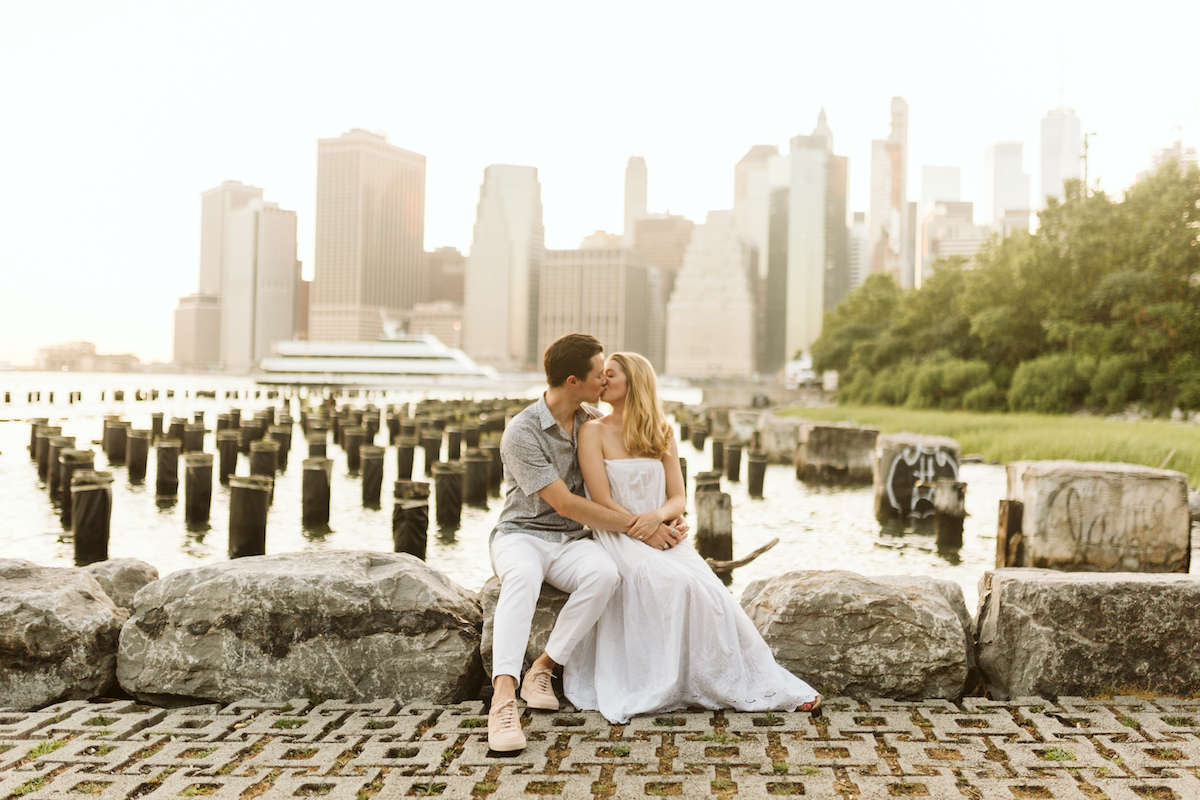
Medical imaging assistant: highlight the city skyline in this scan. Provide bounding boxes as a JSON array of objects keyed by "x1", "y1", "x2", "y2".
[{"x1": 2, "y1": 1, "x2": 1198, "y2": 365}]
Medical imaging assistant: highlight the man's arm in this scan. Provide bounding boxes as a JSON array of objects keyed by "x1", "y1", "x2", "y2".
[{"x1": 536, "y1": 479, "x2": 633, "y2": 533}]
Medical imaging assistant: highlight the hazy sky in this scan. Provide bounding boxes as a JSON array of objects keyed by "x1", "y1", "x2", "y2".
[{"x1": 2, "y1": 1, "x2": 1197, "y2": 365}]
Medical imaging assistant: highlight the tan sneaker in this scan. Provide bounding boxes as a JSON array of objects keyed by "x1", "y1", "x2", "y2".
[
  {"x1": 487, "y1": 698, "x2": 526, "y2": 752},
  {"x1": 519, "y1": 668, "x2": 559, "y2": 710}
]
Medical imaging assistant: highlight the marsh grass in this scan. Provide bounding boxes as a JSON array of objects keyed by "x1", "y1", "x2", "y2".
[{"x1": 780, "y1": 405, "x2": 1200, "y2": 484}]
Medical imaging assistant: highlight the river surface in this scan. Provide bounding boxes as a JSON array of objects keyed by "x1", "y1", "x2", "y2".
[{"x1": 7, "y1": 371, "x2": 1189, "y2": 614}]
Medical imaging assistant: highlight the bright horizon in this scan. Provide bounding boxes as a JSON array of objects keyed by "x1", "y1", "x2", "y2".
[{"x1": 2, "y1": 1, "x2": 1197, "y2": 365}]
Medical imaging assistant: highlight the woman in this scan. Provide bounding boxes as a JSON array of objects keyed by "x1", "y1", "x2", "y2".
[{"x1": 563, "y1": 352, "x2": 821, "y2": 723}]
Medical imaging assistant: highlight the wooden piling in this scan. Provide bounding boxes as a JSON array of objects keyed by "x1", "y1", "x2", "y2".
[
  {"x1": 156, "y1": 440, "x2": 181, "y2": 498},
  {"x1": 228, "y1": 476, "x2": 272, "y2": 558},
  {"x1": 47, "y1": 435, "x2": 75, "y2": 504},
  {"x1": 747, "y1": 451, "x2": 767, "y2": 498},
  {"x1": 183, "y1": 453, "x2": 214, "y2": 525},
  {"x1": 433, "y1": 461, "x2": 463, "y2": 528},
  {"x1": 711, "y1": 437, "x2": 725, "y2": 472},
  {"x1": 462, "y1": 449, "x2": 489, "y2": 508},
  {"x1": 58, "y1": 449, "x2": 94, "y2": 529},
  {"x1": 725, "y1": 442, "x2": 743, "y2": 482},
  {"x1": 933, "y1": 479, "x2": 967, "y2": 550},
  {"x1": 695, "y1": 491, "x2": 734, "y2": 583},
  {"x1": 183, "y1": 423, "x2": 205, "y2": 454},
  {"x1": 71, "y1": 470, "x2": 114, "y2": 566},
  {"x1": 301, "y1": 457, "x2": 333, "y2": 526},
  {"x1": 127, "y1": 429, "x2": 151, "y2": 484},
  {"x1": 343, "y1": 426, "x2": 366, "y2": 473},
  {"x1": 361, "y1": 445, "x2": 385, "y2": 507}
]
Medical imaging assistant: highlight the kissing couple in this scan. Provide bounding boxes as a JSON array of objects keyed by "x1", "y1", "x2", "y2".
[{"x1": 486, "y1": 333, "x2": 821, "y2": 751}]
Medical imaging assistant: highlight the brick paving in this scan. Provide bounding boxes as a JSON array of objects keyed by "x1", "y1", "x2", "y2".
[{"x1": 2, "y1": 696, "x2": 1199, "y2": 799}]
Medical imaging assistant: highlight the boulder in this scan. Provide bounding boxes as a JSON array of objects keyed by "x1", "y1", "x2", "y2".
[
  {"x1": 795, "y1": 423, "x2": 878, "y2": 484},
  {"x1": 741, "y1": 570, "x2": 969, "y2": 700},
  {"x1": 79, "y1": 558, "x2": 159, "y2": 611},
  {"x1": 0, "y1": 559, "x2": 125, "y2": 710},
  {"x1": 1004, "y1": 461, "x2": 1190, "y2": 572},
  {"x1": 726, "y1": 410, "x2": 764, "y2": 445},
  {"x1": 760, "y1": 416, "x2": 807, "y2": 464},
  {"x1": 873, "y1": 433, "x2": 961, "y2": 523},
  {"x1": 974, "y1": 568, "x2": 1200, "y2": 699},
  {"x1": 117, "y1": 550, "x2": 484, "y2": 705},
  {"x1": 478, "y1": 576, "x2": 569, "y2": 680}
]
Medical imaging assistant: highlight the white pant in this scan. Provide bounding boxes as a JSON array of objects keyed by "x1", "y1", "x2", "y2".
[{"x1": 490, "y1": 532, "x2": 620, "y2": 681}]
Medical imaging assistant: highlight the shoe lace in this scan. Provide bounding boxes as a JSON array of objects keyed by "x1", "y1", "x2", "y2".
[
  {"x1": 528, "y1": 669, "x2": 553, "y2": 694},
  {"x1": 493, "y1": 699, "x2": 519, "y2": 728}
]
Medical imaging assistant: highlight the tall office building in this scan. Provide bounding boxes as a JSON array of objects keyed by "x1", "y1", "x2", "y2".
[
  {"x1": 310, "y1": 129, "x2": 426, "y2": 342},
  {"x1": 665, "y1": 211, "x2": 755, "y2": 379},
  {"x1": 1040, "y1": 108, "x2": 1082, "y2": 207},
  {"x1": 538, "y1": 239, "x2": 652, "y2": 362},
  {"x1": 921, "y1": 201, "x2": 990, "y2": 282},
  {"x1": 220, "y1": 199, "x2": 300, "y2": 372},
  {"x1": 984, "y1": 142, "x2": 1031, "y2": 233},
  {"x1": 763, "y1": 110, "x2": 850, "y2": 373},
  {"x1": 423, "y1": 246, "x2": 466, "y2": 305},
  {"x1": 1137, "y1": 138, "x2": 1199, "y2": 182},
  {"x1": 733, "y1": 145, "x2": 778, "y2": 277},
  {"x1": 462, "y1": 164, "x2": 544, "y2": 370},
  {"x1": 869, "y1": 97, "x2": 910, "y2": 286},
  {"x1": 174, "y1": 180, "x2": 265, "y2": 369},
  {"x1": 623, "y1": 157, "x2": 647, "y2": 247},
  {"x1": 848, "y1": 212, "x2": 870, "y2": 291}
]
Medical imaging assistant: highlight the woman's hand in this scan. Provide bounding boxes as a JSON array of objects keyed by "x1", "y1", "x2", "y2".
[{"x1": 627, "y1": 509, "x2": 665, "y2": 543}]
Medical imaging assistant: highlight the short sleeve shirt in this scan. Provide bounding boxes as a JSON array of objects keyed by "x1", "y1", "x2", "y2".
[{"x1": 491, "y1": 394, "x2": 603, "y2": 543}]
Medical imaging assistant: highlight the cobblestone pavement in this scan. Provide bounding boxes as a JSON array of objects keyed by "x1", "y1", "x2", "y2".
[{"x1": 2, "y1": 696, "x2": 1199, "y2": 799}]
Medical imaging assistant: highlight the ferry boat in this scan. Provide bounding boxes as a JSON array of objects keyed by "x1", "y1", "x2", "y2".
[{"x1": 257, "y1": 333, "x2": 498, "y2": 388}]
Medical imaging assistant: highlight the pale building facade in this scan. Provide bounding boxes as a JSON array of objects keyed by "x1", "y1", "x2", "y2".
[
  {"x1": 173, "y1": 294, "x2": 221, "y2": 368},
  {"x1": 665, "y1": 211, "x2": 754, "y2": 379},
  {"x1": 848, "y1": 212, "x2": 870, "y2": 291},
  {"x1": 868, "y1": 97, "x2": 910, "y2": 286},
  {"x1": 462, "y1": 164, "x2": 544, "y2": 370},
  {"x1": 623, "y1": 156, "x2": 647, "y2": 247},
  {"x1": 310, "y1": 129, "x2": 426, "y2": 342},
  {"x1": 220, "y1": 199, "x2": 299, "y2": 372},
  {"x1": 1040, "y1": 108, "x2": 1082, "y2": 208},
  {"x1": 733, "y1": 145, "x2": 777, "y2": 278},
  {"x1": 983, "y1": 142, "x2": 1030, "y2": 233},
  {"x1": 409, "y1": 301, "x2": 465, "y2": 350},
  {"x1": 921, "y1": 201, "x2": 991, "y2": 282},
  {"x1": 537, "y1": 242, "x2": 652, "y2": 363}
]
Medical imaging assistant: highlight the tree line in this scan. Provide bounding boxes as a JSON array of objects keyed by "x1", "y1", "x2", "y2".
[{"x1": 811, "y1": 163, "x2": 1200, "y2": 415}]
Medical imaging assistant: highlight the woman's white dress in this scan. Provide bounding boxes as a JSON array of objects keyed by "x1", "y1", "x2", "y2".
[{"x1": 564, "y1": 457, "x2": 819, "y2": 723}]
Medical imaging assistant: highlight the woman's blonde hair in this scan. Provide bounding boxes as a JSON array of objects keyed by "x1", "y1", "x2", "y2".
[{"x1": 610, "y1": 352, "x2": 673, "y2": 459}]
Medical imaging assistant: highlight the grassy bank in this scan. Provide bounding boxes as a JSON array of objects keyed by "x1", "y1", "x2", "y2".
[{"x1": 777, "y1": 405, "x2": 1200, "y2": 486}]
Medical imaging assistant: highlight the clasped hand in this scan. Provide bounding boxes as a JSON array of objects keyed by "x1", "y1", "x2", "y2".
[{"x1": 627, "y1": 512, "x2": 689, "y2": 550}]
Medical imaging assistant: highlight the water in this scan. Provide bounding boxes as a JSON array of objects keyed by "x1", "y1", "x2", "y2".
[{"x1": 0, "y1": 373, "x2": 1039, "y2": 611}]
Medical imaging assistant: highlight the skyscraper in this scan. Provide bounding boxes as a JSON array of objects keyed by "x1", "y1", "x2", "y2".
[
  {"x1": 462, "y1": 164, "x2": 544, "y2": 370},
  {"x1": 1040, "y1": 109, "x2": 1082, "y2": 208},
  {"x1": 538, "y1": 239, "x2": 652, "y2": 363},
  {"x1": 220, "y1": 199, "x2": 299, "y2": 372},
  {"x1": 623, "y1": 156, "x2": 647, "y2": 247},
  {"x1": 665, "y1": 211, "x2": 755, "y2": 379},
  {"x1": 733, "y1": 144, "x2": 778, "y2": 277},
  {"x1": 762, "y1": 110, "x2": 849, "y2": 373},
  {"x1": 310, "y1": 129, "x2": 426, "y2": 342},
  {"x1": 174, "y1": 180, "x2": 265, "y2": 369},
  {"x1": 848, "y1": 212, "x2": 869, "y2": 292},
  {"x1": 869, "y1": 97, "x2": 910, "y2": 286},
  {"x1": 632, "y1": 213, "x2": 692, "y2": 371},
  {"x1": 984, "y1": 142, "x2": 1031, "y2": 233}
]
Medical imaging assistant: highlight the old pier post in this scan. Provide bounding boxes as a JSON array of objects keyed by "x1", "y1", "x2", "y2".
[
  {"x1": 168, "y1": 417, "x2": 186, "y2": 443},
  {"x1": 747, "y1": 450, "x2": 768, "y2": 498},
  {"x1": 150, "y1": 411, "x2": 164, "y2": 442},
  {"x1": 156, "y1": 440, "x2": 181, "y2": 499},
  {"x1": 28, "y1": 417, "x2": 48, "y2": 457},
  {"x1": 694, "y1": 470, "x2": 722, "y2": 494},
  {"x1": 343, "y1": 426, "x2": 365, "y2": 473},
  {"x1": 58, "y1": 449, "x2": 95, "y2": 529},
  {"x1": 127, "y1": 429, "x2": 151, "y2": 484},
  {"x1": 481, "y1": 440, "x2": 502, "y2": 496},
  {"x1": 433, "y1": 461, "x2": 463, "y2": 528},
  {"x1": 301, "y1": 457, "x2": 333, "y2": 527},
  {"x1": 47, "y1": 435, "x2": 76, "y2": 503},
  {"x1": 228, "y1": 476, "x2": 272, "y2": 558},
  {"x1": 421, "y1": 429, "x2": 443, "y2": 477},
  {"x1": 71, "y1": 470, "x2": 114, "y2": 566},
  {"x1": 183, "y1": 423, "x2": 205, "y2": 454},
  {"x1": 36, "y1": 425, "x2": 62, "y2": 482},
  {"x1": 725, "y1": 442, "x2": 743, "y2": 482},
  {"x1": 396, "y1": 436, "x2": 417, "y2": 480},
  {"x1": 393, "y1": 480, "x2": 430, "y2": 559},
  {"x1": 183, "y1": 453, "x2": 214, "y2": 525},
  {"x1": 796, "y1": 423, "x2": 879, "y2": 484},
  {"x1": 445, "y1": 425, "x2": 463, "y2": 461},
  {"x1": 108, "y1": 421, "x2": 131, "y2": 465},
  {"x1": 306, "y1": 431, "x2": 327, "y2": 458},
  {"x1": 268, "y1": 425, "x2": 291, "y2": 471},
  {"x1": 462, "y1": 448, "x2": 489, "y2": 508},
  {"x1": 695, "y1": 491, "x2": 734, "y2": 583},
  {"x1": 711, "y1": 437, "x2": 725, "y2": 472},
  {"x1": 933, "y1": 479, "x2": 967, "y2": 549},
  {"x1": 215, "y1": 430, "x2": 240, "y2": 485},
  {"x1": 361, "y1": 445, "x2": 385, "y2": 507}
]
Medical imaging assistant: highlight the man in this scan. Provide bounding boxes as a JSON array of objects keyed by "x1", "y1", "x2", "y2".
[{"x1": 487, "y1": 333, "x2": 685, "y2": 751}]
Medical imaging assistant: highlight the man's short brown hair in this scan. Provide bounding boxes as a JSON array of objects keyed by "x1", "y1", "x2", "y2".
[{"x1": 543, "y1": 333, "x2": 603, "y2": 387}]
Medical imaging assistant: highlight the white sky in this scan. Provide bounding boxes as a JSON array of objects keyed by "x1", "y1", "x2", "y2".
[{"x1": 2, "y1": 1, "x2": 1198, "y2": 365}]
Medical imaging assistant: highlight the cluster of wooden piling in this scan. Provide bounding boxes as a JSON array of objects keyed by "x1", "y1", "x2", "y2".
[
  {"x1": 25, "y1": 395, "x2": 528, "y2": 569},
  {"x1": 9, "y1": 387, "x2": 287, "y2": 405}
]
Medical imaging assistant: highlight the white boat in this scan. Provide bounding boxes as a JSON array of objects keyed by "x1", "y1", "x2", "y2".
[{"x1": 257, "y1": 333, "x2": 498, "y2": 388}]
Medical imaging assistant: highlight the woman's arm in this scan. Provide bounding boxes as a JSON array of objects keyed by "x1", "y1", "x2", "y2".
[{"x1": 578, "y1": 421, "x2": 630, "y2": 518}]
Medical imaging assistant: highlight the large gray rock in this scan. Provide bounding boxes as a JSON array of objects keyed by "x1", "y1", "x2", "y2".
[
  {"x1": 117, "y1": 550, "x2": 484, "y2": 705},
  {"x1": 742, "y1": 570, "x2": 969, "y2": 700},
  {"x1": 478, "y1": 576, "x2": 568, "y2": 681},
  {"x1": 1005, "y1": 461, "x2": 1190, "y2": 572},
  {"x1": 726, "y1": 410, "x2": 764, "y2": 444},
  {"x1": 79, "y1": 558, "x2": 159, "y2": 612},
  {"x1": 0, "y1": 559, "x2": 125, "y2": 710},
  {"x1": 974, "y1": 569, "x2": 1200, "y2": 699},
  {"x1": 760, "y1": 416, "x2": 807, "y2": 464}
]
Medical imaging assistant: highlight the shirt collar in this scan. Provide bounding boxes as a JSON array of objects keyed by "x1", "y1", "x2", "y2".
[{"x1": 535, "y1": 393, "x2": 589, "y2": 435}]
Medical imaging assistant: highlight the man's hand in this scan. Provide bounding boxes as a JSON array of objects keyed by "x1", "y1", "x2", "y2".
[{"x1": 641, "y1": 521, "x2": 686, "y2": 550}]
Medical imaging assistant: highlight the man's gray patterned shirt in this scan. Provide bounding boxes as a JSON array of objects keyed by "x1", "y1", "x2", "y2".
[{"x1": 490, "y1": 394, "x2": 603, "y2": 543}]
